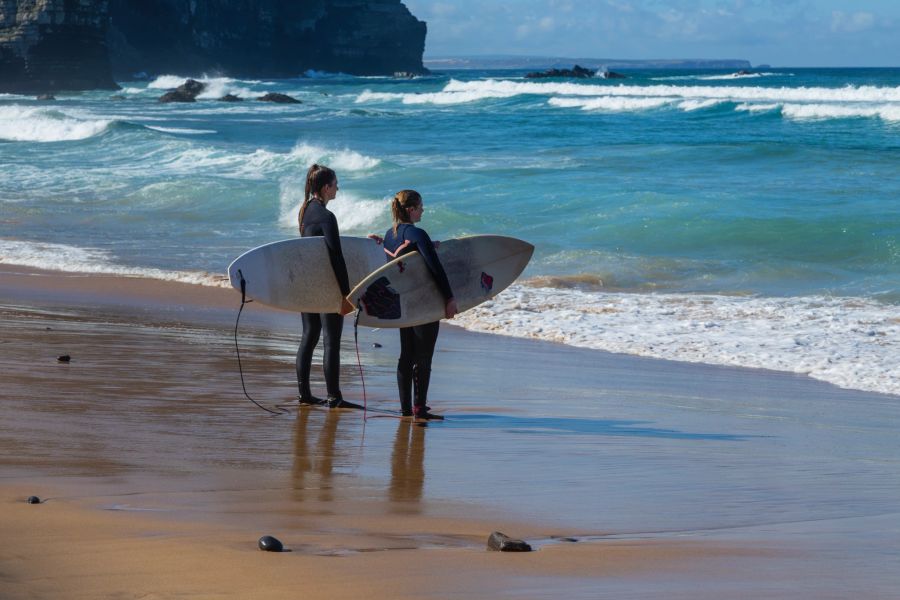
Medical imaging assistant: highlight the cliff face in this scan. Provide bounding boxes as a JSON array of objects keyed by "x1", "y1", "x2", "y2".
[
  {"x1": 0, "y1": 0, "x2": 426, "y2": 92},
  {"x1": 107, "y1": 0, "x2": 426, "y2": 78},
  {"x1": 0, "y1": 0, "x2": 118, "y2": 93}
]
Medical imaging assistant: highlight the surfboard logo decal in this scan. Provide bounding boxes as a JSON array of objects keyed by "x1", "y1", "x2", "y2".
[
  {"x1": 481, "y1": 272, "x2": 494, "y2": 294},
  {"x1": 360, "y1": 277, "x2": 401, "y2": 320}
]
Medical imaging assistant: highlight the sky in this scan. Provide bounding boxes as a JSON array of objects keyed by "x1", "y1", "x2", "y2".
[{"x1": 403, "y1": 0, "x2": 900, "y2": 67}]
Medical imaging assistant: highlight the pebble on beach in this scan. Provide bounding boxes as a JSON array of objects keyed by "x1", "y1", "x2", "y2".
[
  {"x1": 258, "y1": 535, "x2": 284, "y2": 552},
  {"x1": 57, "y1": 355, "x2": 71, "y2": 362},
  {"x1": 26, "y1": 496, "x2": 41, "y2": 504},
  {"x1": 487, "y1": 531, "x2": 532, "y2": 552}
]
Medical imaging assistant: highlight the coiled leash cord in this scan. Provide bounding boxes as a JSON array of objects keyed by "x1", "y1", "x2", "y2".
[{"x1": 233, "y1": 269, "x2": 286, "y2": 416}]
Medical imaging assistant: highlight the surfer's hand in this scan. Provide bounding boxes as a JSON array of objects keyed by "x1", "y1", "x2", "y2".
[
  {"x1": 367, "y1": 234, "x2": 383, "y2": 245},
  {"x1": 445, "y1": 297, "x2": 458, "y2": 319},
  {"x1": 340, "y1": 297, "x2": 355, "y2": 316}
]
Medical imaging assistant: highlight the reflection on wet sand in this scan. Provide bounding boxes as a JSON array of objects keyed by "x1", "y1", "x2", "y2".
[
  {"x1": 291, "y1": 408, "x2": 359, "y2": 504},
  {"x1": 390, "y1": 420, "x2": 425, "y2": 511}
]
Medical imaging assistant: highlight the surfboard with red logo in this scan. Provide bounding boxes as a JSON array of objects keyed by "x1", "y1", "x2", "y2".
[{"x1": 349, "y1": 235, "x2": 534, "y2": 328}]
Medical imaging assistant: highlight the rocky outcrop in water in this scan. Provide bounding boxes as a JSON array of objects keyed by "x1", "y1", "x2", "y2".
[
  {"x1": 525, "y1": 65, "x2": 595, "y2": 79},
  {"x1": 0, "y1": 0, "x2": 427, "y2": 93}
]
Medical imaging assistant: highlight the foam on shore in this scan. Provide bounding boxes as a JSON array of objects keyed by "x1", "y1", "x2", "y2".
[
  {"x1": 453, "y1": 284, "x2": 900, "y2": 397},
  {"x1": 0, "y1": 239, "x2": 227, "y2": 287}
]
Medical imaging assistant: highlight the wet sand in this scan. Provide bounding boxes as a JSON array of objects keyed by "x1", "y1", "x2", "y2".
[{"x1": 2, "y1": 265, "x2": 899, "y2": 599}]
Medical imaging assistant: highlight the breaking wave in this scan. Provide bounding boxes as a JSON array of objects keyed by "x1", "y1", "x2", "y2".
[{"x1": 0, "y1": 105, "x2": 112, "y2": 142}]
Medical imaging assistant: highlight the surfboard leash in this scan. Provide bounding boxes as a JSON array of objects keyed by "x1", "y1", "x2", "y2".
[
  {"x1": 233, "y1": 269, "x2": 287, "y2": 416},
  {"x1": 352, "y1": 301, "x2": 369, "y2": 420}
]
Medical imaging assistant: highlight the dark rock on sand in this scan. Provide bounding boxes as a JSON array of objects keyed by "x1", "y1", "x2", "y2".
[
  {"x1": 57, "y1": 355, "x2": 71, "y2": 363},
  {"x1": 525, "y1": 65, "x2": 595, "y2": 79},
  {"x1": 372, "y1": 343, "x2": 382, "y2": 348},
  {"x1": 258, "y1": 92, "x2": 301, "y2": 104},
  {"x1": 219, "y1": 94, "x2": 243, "y2": 102},
  {"x1": 159, "y1": 79, "x2": 205, "y2": 103},
  {"x1": 258, "y1": 535, "x2": 284, "y2": 552},
  {"x1": 487, "y1": 531, "x2": 532, "y2": 552},
  {"x1": 26, "y1": 496, "x2": 41, "y2": 504}
]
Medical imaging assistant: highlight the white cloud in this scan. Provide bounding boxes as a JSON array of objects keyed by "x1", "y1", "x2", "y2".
[{"x1": 831, "y1": 11, "x2": 875, "y2": 33}]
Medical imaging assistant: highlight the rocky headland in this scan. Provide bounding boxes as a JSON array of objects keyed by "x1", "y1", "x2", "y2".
[{"x1": 0, "y1": 0, "x2": 427, "y2": 93}]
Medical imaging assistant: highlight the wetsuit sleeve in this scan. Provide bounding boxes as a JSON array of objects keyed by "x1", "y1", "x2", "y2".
[
  {"x1": 409, "y1": 228, "x2": 454, "y2": 301},
  {"x1": 323, "y1": 212, "x2": 350, "y2": 296}
]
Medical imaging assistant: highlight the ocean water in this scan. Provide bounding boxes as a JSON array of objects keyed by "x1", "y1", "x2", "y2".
[{"x1": 1, "y1": 68, "x2": 898, "y2": 395}]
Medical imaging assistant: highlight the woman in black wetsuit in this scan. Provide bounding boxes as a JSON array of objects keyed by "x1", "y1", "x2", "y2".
[
  {"x1": 296, "y1": 164, "x2": 356, "y2": 408},
  {"x1": 381, "y1": 190, "x2": 458, "y2": 420}
]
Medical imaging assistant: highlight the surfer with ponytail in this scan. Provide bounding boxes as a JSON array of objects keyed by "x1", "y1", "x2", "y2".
[
  {"x1": 296, "y1": 163, "x2": 356, "y2": 409},
  {"x1": 381, "y1": 190, "x2": 457, "y2": 420}
]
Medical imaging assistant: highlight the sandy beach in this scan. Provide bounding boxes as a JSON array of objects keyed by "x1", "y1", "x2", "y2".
[{"x1": 2, "y1": 265, "x2": 899, "y2": 599}]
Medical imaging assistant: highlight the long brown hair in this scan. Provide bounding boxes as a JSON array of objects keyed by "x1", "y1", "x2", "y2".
[
  {"x1": 298, "y1": 163, "x2": 336, "y2": 234},
  {"x1": 391, "y1": 189, "x2": 421, "y2": 236}
]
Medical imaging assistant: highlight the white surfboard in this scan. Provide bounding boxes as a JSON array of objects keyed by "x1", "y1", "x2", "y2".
[
  {"x1": 228, "y1": 237, "x2": 384, "y2": 313},
  {"x1": 349, "y1": 235, "x2": 534, "y2": 328}
]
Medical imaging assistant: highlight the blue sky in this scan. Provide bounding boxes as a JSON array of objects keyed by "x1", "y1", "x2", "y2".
[{"x1": 403, "y1": 1, "x2": 900, "y2": 66}]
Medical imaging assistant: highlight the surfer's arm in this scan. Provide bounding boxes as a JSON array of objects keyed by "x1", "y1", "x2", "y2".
[
  {"x1": 411, "y1": 228, "x2": 454, "y2": 302},
  {"x1": 322, "y1": 213, "x2": 351, "y2": 297}
]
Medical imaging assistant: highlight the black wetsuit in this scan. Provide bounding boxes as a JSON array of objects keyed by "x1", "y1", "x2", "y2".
[
  {"x1": 297, "y1": 199, "x2": 349, "y2": 400},
  {"x1": 383, "y1": 223, "x2": 453, "y2": 415}
]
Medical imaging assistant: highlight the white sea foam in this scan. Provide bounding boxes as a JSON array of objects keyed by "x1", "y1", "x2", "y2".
[
  {"x1": 433, "y1": 78, "x2": 900, "y2": 122},
  {"x1": 147, "y1": 74, "x2": 260, "y2": 98},
  {"x1": 0, "y1": 105, "x2": 112, "y2": 142},
  {"x1": 653, "y1": 72, "x2": 792, "y2": 82},
  {"x1": 697, "y1": 72, "x2": 779, "y2": 80},
  {"x1": 735, "y1": 102, "x2": 781, "y2": 112},
  {"x1": 356, "y1": 88, "x2": 518, "y2": 105},
  {"x1": 781, "y1": 103, "x2": 900, "y2": 122},
  {"x1": 445, "y1": 78, "x2": 900, "y2": 103},
  {"x1": 145, "y1": 126, "x2": 217, "y2": 135},
  {"x1": 0, "y1": 239, "x2": 227, "y2": 287},
  {"x1": 278, "y1": 187, "x2": 388, "y2": 234},
  {"x1": 161, "y1": 142, "x2": 380, "y2": 179},
  {"x1": 678, "y1": 98, "x2": 723, "y2": 111},
  {"x1": 452, "y1": 285, "x2": 900, "y2": 397},
  {"x1": 548, "y1": 96, "x2": 673, "y2": 111}
]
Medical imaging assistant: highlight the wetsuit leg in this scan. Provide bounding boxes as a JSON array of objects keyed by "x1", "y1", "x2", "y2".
[
  {"x1": 411, "y1": 321, "x2": 440, "y2": 410},
  {"x1": 320, "y1": 312, "x2": 344, "y2": 399},
  {"x1": 397, "y1": 327, "x2": 415, "y2": 415},
  {"x1": 297, "y1": 312, "x2": 322, "y2": 397}
]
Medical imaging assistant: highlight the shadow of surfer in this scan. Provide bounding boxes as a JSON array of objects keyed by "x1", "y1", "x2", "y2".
[{"x1": 389, "y1": 419, "x2": 426, "y2": 512}]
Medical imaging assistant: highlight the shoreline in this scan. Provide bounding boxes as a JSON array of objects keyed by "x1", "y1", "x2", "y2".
[
  {"x1": 3, "y1": 266, "x2": 900, "y2": 598},
  {"x1": 4, "y1": 262, "x2": 898, "y2": 400}
]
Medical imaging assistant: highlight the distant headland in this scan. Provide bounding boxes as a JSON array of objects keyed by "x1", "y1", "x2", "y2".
[
  {"x1": 0, "y1": 0, "x2": 427, "y2": 94},
  {"x1": 425, "y1": 55, "x2": 753, "y2": 71}
]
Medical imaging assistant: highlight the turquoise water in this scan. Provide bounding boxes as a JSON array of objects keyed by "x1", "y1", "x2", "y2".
[{"x1": 1, "y1": 68, "x2": 898, "y2": 394}]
